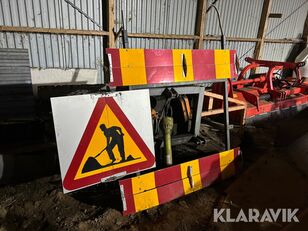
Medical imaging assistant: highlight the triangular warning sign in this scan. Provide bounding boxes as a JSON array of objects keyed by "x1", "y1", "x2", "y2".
[{"x1": 63, "y1": 97, "x2": 155, "y2": 191}]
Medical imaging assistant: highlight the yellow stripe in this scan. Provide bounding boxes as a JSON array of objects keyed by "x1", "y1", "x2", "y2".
[
  {"x1": 180, "y1": 159, "x2": 202, "y2": 195},
  {"x1": 172, "y1": 49, "x2": 194, "y2": 82},
  {"x1": 119, "y1": 49, "x2": 147, "y2": 86},
  {"x1": 219, "y1": 149, "x2": 235, "y2": 179},
  {"x1": 132, "y1": 172, "x2": 156, "y2": 194},
  {"x1": 214, "y1": 50, "x2": 231, "y2": 79},
  {"x1": 133, "y1": 189, "x2": 159, "y2": 212},
  {"x1": 131, "y1": 172, "x2": 159, "y2": 212}
]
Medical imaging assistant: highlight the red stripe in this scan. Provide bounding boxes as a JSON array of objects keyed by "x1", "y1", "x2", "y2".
[
  {"x1": 154, "y1": 165, "x2": 184, "y2": 204},
  {"x1": 230, "y1": 50, "x2": 237, "y2": 78},
  {"x1": 157, "y1": 181, "x2": 185, "y2": 205},
  {"x1": 192, "y1": 50, "x2": 216, "y2": 81},
  {"x1": 198, "y1": 153, "x2": 221, "y2": 187},
  {"x1": 154, "y1": 165, "x2": 182, "y2": 187},
  {"x1": 144, "y1": 49, "x2": 174, "y2": 84},
  {"x1": 233, "y1": 147, "x2": 240, "y2": 158},
  {"x1": 233, "y1": 147, "x2": 241, "y2": 172},
  {"x1": 119, "y1": 179, "x2": 136, "y2": 216},
  {"x1": 106, "y1": 48, "x2": 123, "y2": 86}
]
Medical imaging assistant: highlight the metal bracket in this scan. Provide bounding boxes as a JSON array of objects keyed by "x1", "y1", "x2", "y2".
[{"x1": 187, "y1": 165, "x2": 194, "y2": 188}]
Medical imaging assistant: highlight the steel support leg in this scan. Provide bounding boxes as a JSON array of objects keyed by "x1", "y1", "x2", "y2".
[{"x1": 223, "y1": 80, "x2": 231, "y2": 150}]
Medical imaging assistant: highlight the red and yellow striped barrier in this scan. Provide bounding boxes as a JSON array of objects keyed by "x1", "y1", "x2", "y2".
[
  {"x1": 119, "y1": 148, "x2": 241, "y2": 215},
  {"x1": 106, "y1": 49, "x2": 237, "y2": 87}
]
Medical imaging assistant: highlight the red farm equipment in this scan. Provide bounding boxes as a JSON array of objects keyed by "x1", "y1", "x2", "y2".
[{"x1": 206, "y1": 57, "x2": 308, "y2": 124}]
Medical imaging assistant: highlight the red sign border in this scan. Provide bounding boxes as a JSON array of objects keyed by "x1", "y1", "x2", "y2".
[{"x1": 63, "y1": 97, "x2": 155, "y2": 191}]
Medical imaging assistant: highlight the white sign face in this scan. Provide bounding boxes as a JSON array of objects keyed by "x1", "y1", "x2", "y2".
[{"x1": 51, "y1": 89, "x2": 155, "y2": 193}]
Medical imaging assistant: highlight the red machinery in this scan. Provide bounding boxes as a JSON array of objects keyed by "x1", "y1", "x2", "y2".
[{"x1": 212, "y1": 57, "x2": 308, "y2": 123}]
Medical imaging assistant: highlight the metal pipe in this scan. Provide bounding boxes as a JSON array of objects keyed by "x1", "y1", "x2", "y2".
[
  {"x1": 63, "y1": 0, "x2": 103, "y2": 29},
  {"x1": 231, "y1": 76, "x2": 267, "y2": 86},
  {"x1": 223, "y1": 80, "x2": 230, "y2": 150},
  {"x1": 163, "y1": 117, "x2": 173, "y2": 166}
]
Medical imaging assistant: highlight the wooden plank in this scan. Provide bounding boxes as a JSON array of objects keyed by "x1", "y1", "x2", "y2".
[
  {"x1": 128, "y1": 33, "x2": 198, "y2": 40},
  {"x1": 1, "y1": 26, "x2": 306, "y2": 45},
  {"x1": 0, "y1": 26, "x2": 306, "y2": 44},
  {"x1": 208, "y1": 97, "x2": 213, "y2": 110},
  {"x1": 0, "y1": 26, "x2": 108, "y2": 36},
  {"x1": 253, "y1": 0, "x2": 273, "y2": 60},
  {"x1": 201, "y1": 105, "x2": 246, "y2": 117},
  {"x1": 129, "y1": 34, "x2": 306, "y2": 44},
  {"x1": 263, "y1": 38, "x2": 306, "y2": 44},
  {"x1": 194, "y1": 0, "x2": 208, "y2": 49},
  {"x1": 301, "y1": 12, "x2": 308, "y2": 47},
  {"x1": 107, "y1": 0, "x2": 115, "y2": 48},
  {"x1": 204, "y1": 91, "x2": 246, "y2": 106},
  {"x1": 303, "y1": 13, "x2": 308, "y2": 42},
  {"x1": 296, "y1": 12, "x2": 308, "y2": 61},
  {"x1": 203, "y1": 91, "x2": 247, "y2": 124}
]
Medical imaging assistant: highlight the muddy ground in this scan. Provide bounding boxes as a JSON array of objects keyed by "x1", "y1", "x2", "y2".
[{"x1": 1, "y1": 110, "x2": 308, "y2": 231}]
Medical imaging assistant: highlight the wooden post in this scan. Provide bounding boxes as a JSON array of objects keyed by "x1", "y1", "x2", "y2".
[
  {"x1": 107, "y1": 0, "x2": 115, "y2": 48},
  {"x1": 253, "y1": 0, "x2": 272, "y2": 60},
  {"x1": 194, "y1": 0, "x2": 208, "y2": 49},
  {"x1": 299, "y1": 12, "x2": 308, "y2": 52},
  {"x1": 102, "y1": 0, "x2": 115, "y2": 83},
  {"x1": 303, "y1": 13, "x2": 308, "y2": 43}
]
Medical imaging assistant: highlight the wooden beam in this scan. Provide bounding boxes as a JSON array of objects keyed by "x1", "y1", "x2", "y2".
[
  {"x1": 203, "y1": 91, "x2": 247, "y2": 125},
  {"x1": 204, "y1": 91, "x2": 246, "y2": 106},
  {"x1": 263, "y1": 38, "x2": 306, "y2": 44},
  {"x1": 127, "y1": 33, "x2": 198, "y2": 40},
  {"x1": 201, "y1": 105, "x2": 246, "y2": 117},
  {"x1": 107, "y1": 0, "x2": 115, "y2": 48},
  {"x1": 1, "y1": 26, "x2": 306, "y2": 45},
  {"x1": 254, "y1": 0, "x2": 272, "y2": 59},
  {"x1": 194, "y1": 0, "x2": 208, "y2": 49},
  {"x1": 128, "y1": 33, "x2": 306, "y2": 44},
  {"x1": 0, "y1": 25, "x2": 108, "y2": 36},
  {"x1": 302, "y1": 12, "x2": 308, "y2": 44},
  {"x1": 297, "y1": 12, "x2": 308, "y2": 58}
]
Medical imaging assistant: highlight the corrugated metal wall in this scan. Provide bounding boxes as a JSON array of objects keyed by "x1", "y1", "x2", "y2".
[
  {"x1": 205, "y1": 0, "x2": 263, "y2": 38},
  {"x1": 115, "y1": 0, "x2": 197, "y2": 49},
  {"x1": 0, "y1": 48, "x2": 35, "y2": 118},
  {"x1": 0, "y1": 0, "x2": 104, "y2": 69},
  {"x1": 0, "y1": 0, "x2": 307, "y2": 71},
  {"x1": 0, "y1": 48, "x2": 31, "y2": 85},
  {"x1": 263, "y1": 0, "x2": 308, "y2": 62},
  {"x1": 204, "y1": 0, "x2": 263, "y2": 67}
]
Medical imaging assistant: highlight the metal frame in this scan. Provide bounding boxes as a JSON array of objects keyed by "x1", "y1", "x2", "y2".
[{"x1": 130, "y1": 80, "x2": 231, "y2": 151}]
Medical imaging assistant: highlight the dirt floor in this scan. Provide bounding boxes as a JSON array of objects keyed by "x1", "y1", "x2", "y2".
[{"x1": 1, "y1": 110, "x2": 308, "y2": 231}]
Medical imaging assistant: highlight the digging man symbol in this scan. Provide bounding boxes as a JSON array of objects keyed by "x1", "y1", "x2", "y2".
[
  {"x1": 82, "y1": 123, "x2": 140, "y2": 173},
  {"x1": 98, "y1": 124, "x2": 125, "y2": 163}
]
